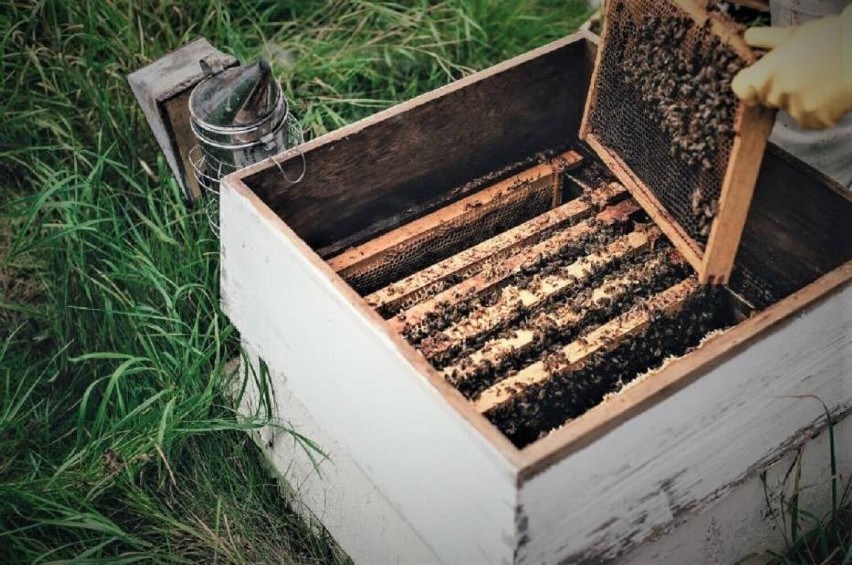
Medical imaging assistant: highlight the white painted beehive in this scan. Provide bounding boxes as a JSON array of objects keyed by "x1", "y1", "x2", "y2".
[{"x1": 221, "y1": 33, "x2": 851, "y2": 564}]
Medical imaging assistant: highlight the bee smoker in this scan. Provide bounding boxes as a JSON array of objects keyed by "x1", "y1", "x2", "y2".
[{"x1": 188, "y1": 57, "x2": 302, "y2": 231}]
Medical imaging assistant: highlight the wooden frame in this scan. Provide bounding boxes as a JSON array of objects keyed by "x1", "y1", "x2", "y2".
[
  {"x1": 327, "y1": 150, "x2": 583, "y2": 295},
  {"x1": 417, "y1": 226, "x2": 660, "y2": 362},
  {"x1": 473, "y1": 277, "x2": 698, "y2": 414},
  {"x1": 443, "y1": 251, "x2": 677, "y2": 384},
  {"x1": 579, "y1": 0, "x2": 777, "y2": 284},
  {"x1": 221, "y1": 32, "x2": 852, "y2": 563},
  {"x1": 364, "y1": 180, "x2": 624, "y2": 315},
  {"x1": 385, "y1": 198, "x2": 640, "y2": 333}
]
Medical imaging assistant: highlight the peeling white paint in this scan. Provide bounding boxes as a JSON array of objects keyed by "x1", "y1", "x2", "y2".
[
  {"x1": 518, "y1": 286, "x2": 850, "y2": 563},
  {"x1": 221, "y1": 183, "x2": 517, "y2": 564}
]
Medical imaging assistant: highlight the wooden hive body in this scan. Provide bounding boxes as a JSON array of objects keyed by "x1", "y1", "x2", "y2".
[{"x1": 221, "y1": 33, "x2": 851, "y2": 563}]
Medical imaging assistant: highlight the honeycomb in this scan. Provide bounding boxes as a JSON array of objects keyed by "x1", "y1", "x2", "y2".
[
  {"x1": 339, "y1": 174, "x2": 555, "y2": 295},
  {"x1": 347, "y1": 155, "x2": 741, "y2": 448},
  {"x1": 584, "y1": 0, "x2": 753, "y2": 247}
]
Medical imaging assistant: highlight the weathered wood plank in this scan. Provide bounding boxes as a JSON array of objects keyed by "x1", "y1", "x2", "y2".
[
  {"x1": 127, "y1": 38, "x2": 238, "y2": 200},
  {"x1": 242, "y1": 36, "x2": 593, "y2": 249},
  {"x1": 701, "y1": 104, "x2": 775, "y2": 283},
  {"x1": 623, "y1": 411, "x2": 850, "y2": 563},
  {"x1": 475, "y1": 278, "x2": 699, "y2": 414},
  {"x1": 730, "y1": 145, "x2": 852, "y2": 307},
  {"x1": 419, "y1": 226, "x2": 660, "y2": 360},
  {"x1": 238, "y1": 343, "x2": 440, "y2": 564},
  {"x1": 366, "y1": 181, "x2": 626, "y2": 315}
]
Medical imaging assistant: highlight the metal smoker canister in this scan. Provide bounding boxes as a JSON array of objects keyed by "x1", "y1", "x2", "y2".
[{"x1": 189, "y1": 59, "x2": 296, "y2": 184}]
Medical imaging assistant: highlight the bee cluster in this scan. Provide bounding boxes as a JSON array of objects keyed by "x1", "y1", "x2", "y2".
[
  {"x1": 396, "y1": 179, "x2": 724, "y2": 447},
  {"x1": 362, "y1": 154, "x2": 736, "y2": 449},
  {"x1": 624, "y1": 14, "x2": 743, "y2": 173},
  {"x1": 587, "y1": 0, "x2": 748, "y2": 244},
  {"x1": 401, "y1": 225, "x2": 615, "y2": 347},
  {"x1": 448, "y1": 247, "x2": 691, "y2": 400},
  {"x1": 486, "y1": 287, "x2": 724, "y2": 447}
]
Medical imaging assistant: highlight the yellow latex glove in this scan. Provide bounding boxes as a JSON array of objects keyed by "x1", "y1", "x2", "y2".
[{"x1": 732, "y1": 5, "x2": 852, "y2": 130}]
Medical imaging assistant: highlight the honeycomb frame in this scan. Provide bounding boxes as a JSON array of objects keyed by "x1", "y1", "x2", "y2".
[{"x1": 581, "y1": 0, "x2": 776, "y2": 284}]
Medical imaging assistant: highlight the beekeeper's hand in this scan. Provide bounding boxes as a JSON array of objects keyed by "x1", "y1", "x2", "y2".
[{"x1": 731, "y1": 5, "x2": 852, "y2": 130}]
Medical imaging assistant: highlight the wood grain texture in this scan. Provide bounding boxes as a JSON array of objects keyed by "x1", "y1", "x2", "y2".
[
  {"x1": 624, "y1": 411, "x2": 850, "y2": 563},
  {"x1": 239, "y1": 36, "x2": 593, "y2": 250},
  {"x1": 163, "y1": 94, "x2": 202, "y2": 199},
  {"x1": 220, "y1": 178, "x2": 519, "y2": 564},
  {"x1": 238, "y1": 343, "x2": 440, "y2": 564},
  {"x1": 517, "y1": 277, "x2": 851, "y2": 563},
  {"x1": 730, "y1": 145, "x2": 852, "y2": 308},
  {"x1": 578, "y1": 4, "x2": 608, "y2": 139},
  {"x1": 126, "y1": 37, "x2": 238, "y2": 200},
  {"x1": 701, "y1": 104, "x2": 775, "y2": 284}
]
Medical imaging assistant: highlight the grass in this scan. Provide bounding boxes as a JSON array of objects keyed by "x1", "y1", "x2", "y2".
[
  {"x1": 0, "y1": 0, "x2": 592, "y2": 561},
  {"x1": 767, "y1": 399, "x2": 852, "y2": 565}
]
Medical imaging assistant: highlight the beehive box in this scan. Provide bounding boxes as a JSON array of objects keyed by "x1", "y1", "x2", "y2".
[{"x1": 221, "y1": 33, "x2": 851, "y2": 563}]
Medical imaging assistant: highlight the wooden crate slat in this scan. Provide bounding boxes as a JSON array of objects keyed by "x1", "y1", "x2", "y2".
[
  {"x1": 473, "y1": 277, "x2": 699, "y2": 414},
  {"x1": 366, "y1": 182, "x2": 626, "y2": 314},
  {"x1": 419, "y1": 226, "x2": 660, "y2": 360},
  {"x1": 444, "y1": 252, "x2": 672, "y2": 383},
  {"x1": 388, "y1": 198, "x2": 641, "y2": 334},
  {"x1": 700, "y1": 105, "x2": 775, "y2": 284},
  {"x1": 327, "y1": 150, "x2": 583, "y2": 285}
]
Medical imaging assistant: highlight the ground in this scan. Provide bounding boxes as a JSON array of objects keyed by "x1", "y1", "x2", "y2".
[{"x1": 0, "y1": 1, "x2": 591, "y2": 562}]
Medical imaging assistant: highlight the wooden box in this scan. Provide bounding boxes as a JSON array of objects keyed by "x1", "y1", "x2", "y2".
[
  {"x1": 221, "y1": 33, "x2": 851, "y2": 563},
  {"x1": 128, "y1": 38, "x2": 238, "y2": 200}
]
